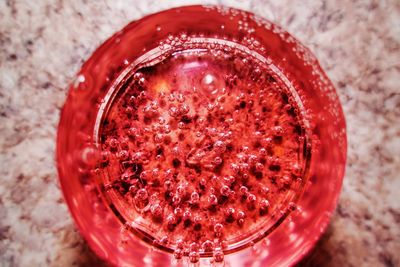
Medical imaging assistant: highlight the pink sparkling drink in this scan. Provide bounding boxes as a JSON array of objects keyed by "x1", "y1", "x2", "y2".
[{"x1": 57, "y1": 6, "x2": 346, "y2": 267}]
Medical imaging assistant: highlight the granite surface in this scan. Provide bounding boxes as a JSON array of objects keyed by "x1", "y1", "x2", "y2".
[{"x1": 0, "y1": 0, "x2": 399, "y2": 266}]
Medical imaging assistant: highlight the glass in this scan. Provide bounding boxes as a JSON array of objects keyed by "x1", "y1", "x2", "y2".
[{"x1": 57, "y1": 5, "x2": 346, "y2": 267}]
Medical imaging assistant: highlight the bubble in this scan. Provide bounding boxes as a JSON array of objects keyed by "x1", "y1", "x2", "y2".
[
  {"x1": 158, "y1": 116, "x2": 166, "y2": 124},
  {"x1": 223, "y1": 175, "x2": 235, "y2": 185},
  {"x1": 220, "y1": 185, "x2": 230, "y2": 196},
  {"x1": 235, "y1": 210, "x2": 246, "y2": 227},
  {"x1": 213, "y1": 140, "x2": 226, "y2": 153},
  {"x1": 214, "y1": 223, "x2": 224, "y2": 237},
  {"x1": 191, "y1": 191, "x2": 200, "y2": 204},
  {"x1": 189, "y1": 251, "x2": 200, "y2": 263},
  {"x1": 129, "y1": 184, "x2": 138, "y2": 194},
  {"x1": 230, "y1": 163, "x2": 240, "y2": 174},
  {"x1": 292, "y1": 163, "x2": 302, "y2": 176},
  {"x1": 128, "y1": 95, "x2": 136, "y2": 106},
  {"x1": 239, "y1": 186, "x2": 249, "y2": 195},
  {"x1": 80, "y1": 146, "x2": 99, "y2": 166},
  {"x1": 202, "y1": 73, "x2": 217, "y2": 92},
  {"x1": 214, "y1": 156, "x2": 223, "y2": 165},
  {"x1": 117, "y1": 150, "x2": 129, "y2": 160},
  {"x1": 247, "y1": 194, "x2": 256, "y2": 210},
  {"x1": 119, "y1": 137, "x2": 130, "y2": 149},
  {"x1": 133, "y1": 72, "x2": 142, "y2": 80},
  {"x1": 259, "y1": 148, "x2": 267, "y2": 156},
  {"x1": 248, "y1": 154, "x2": 258, "y2": 164},
  {"x1": 208, "y1": 194, "x2": 218, "y2": 206},
  {"x1": 273, "y1": 125, "x2": 284, "y2": 135},
  {"x1": 177, "y1": 122, "x2": 184, "y2": 129},
  {"x1": 255, "y1": 162, "x2": 264, "y2": 171},
  {"x1": 241, "y1": 146, "x2": 250, "y2": 153},
  {"x1": 167, "y1": 93, "x2": 175, "y2": 102},
  {"x1": 166, "y1": 214, "x2": 177, "y2": 231},
  {"x1": 183, "y1": 210, "x2": 192, "y2": 221},
  {"x1": 259, "y1": 199, "x2": 270, "y2": 216},
  {"x1": 179, "y1": 33, "x2": 188, "y2": 41},
  {"x1": 151, "y1": 204, "x2": 163, "y2": 219},
  {"x1": 225, "y1": 207, "x2": 235, "y2": 223},
  {"x1": 108, "y1": 137, "x2": 119, "y2": 149},
  {"x1": 174, "y1": 207, "x2": 183, "y2": 217},
  {"x1": 127, "y1": 127, "x2": 138, "y2": 138},
  {"x1": 180, "y1": 103, "x2": 190, "y2": 114},
  {"x1": 236, "y1": 153, "x2": 247, "y2": 163},
  {"x1": 174, "y1": 249, "x2": 183, "y2": 259},
  {"x1": 176, "y1": 184, "x2": 187, "y2": 196},
  {"x1": 261, "y1": 186, "x2": 270, "y2": 195},
  {"x1": 164, "y1": 124, "x2": 171, "y2": 134},
  {"x1": 125, "y1": 106, "x2": 133, "y2": 115},
  {"x1": 74, "y1": 74, "x2": 91, "y2": 93},
  {"x1": 100, "y1": 150, "x2": 110, "y2": 163},
  {"x1": 121, "y1": 172, "x2": 130, "y2": 181},
  {"x1": 169, "y1": 106, "x2": 180, "y2": 117},
  {"x1": 213, "y1": 248, "x2": 224, "y2": 262},
  {"x1": 164, "y1": 180, "x2": 173, "y2": 191},
  {"x1": 207, "y1": 127, "x2": 218, "y2": 137},
  {"x1": 134, "y1": 188, "x2": 149, "y2": 209},
  {"x1": 247, "y1": 194, "x2": 256, "y2": 202},
  {"x1": 194, "y1": 214, "x2": 202, "y2": 225},
  {"x1": 239, "y1": 163, "x2": 250, "y2": 172},
  {"x1": 139, "y1": 170, "x2": 149, "y2": 181},
  {"x1": 189, "y1": 242, "x2": 199, "y2": 252},
  {"x1": 262, "y1": 137, "x2": 273, "y2": 147}
]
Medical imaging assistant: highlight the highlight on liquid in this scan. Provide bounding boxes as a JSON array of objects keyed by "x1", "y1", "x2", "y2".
[{"x1": 57, "y1": 5, "x2": 346, "y2": 267}]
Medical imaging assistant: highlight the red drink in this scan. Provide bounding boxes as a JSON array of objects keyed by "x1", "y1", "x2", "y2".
[
  {"x1": 98, "y1": 40, "x2": 310, "y2": 260},
  {"x1": 57, "y1": 6, "x2": 346, "y2": 266}
]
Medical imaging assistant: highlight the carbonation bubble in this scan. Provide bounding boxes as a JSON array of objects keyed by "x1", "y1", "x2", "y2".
[
  {"x1": 208, "y1": 194, "x2": 218, "y2": 206},
  {"x1": 108, "y1": 137, "x2": 119, "y2": 149},
  {"x1": 202, "y1": 240, "x2": 214, "y2": 252},
  {"x1": 80, "y1": 146, "x2": 99, "y2": 166},
  {"x1": 214, "y1": 157, "x2": 223, "y2": 165},
  {"x1": 183, "y1": 210, "x2": 192, "y2": 221},
  {"x1": 220, "y1": 185, "x2": 230, "y2": 196},
  {"x1": 214, "y1": 140, "x2": 226, "y2": 153},
  {"x1": 151, "y1": 204, "x2": 163, "y2": 219},
  {"x1": 134, "y1": 189, "x2": 149, "y2": 209},
  {"x1": 189, "y1": 251, "x2": 200, "y2": 263},
  {"x1": 259, "y1": 199, "x2": 270, "y2": 216},
  {"x1": 214, "y1": 223, "x2": 224, "y2": 237},
  {"x1": 191, "y1": 191, "x2": 200, "y2": 204},
  {"x1": 213, "y1": 248, "x2": 224, "y2": 262},
  {"x1": 174, "y1": 249, "x2": 183, "y2": 259},
  {"x1": 118, "y1": 150, "x2": 129, "y2": 160}
]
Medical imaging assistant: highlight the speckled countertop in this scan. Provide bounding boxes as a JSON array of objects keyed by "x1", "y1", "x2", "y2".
[{"x1": 0, "y1": 0, "x2": 399, "y2": 266}]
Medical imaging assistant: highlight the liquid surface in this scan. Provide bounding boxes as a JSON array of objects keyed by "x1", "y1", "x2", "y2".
[{"x1": 98, "y1": 39, "x2": 309, "y2": 260}]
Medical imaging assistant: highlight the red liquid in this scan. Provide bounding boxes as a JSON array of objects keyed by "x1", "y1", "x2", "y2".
[
  {"x1": 97, "y1": 39, "x2": 310, "y2": 261},
  {"x1": 57, "y1": 5, "x2": 346, "y2": 267}
]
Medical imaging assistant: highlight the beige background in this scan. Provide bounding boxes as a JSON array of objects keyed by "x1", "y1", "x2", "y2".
[{"x1": 0, "y1": 0, "x2": 399, "y2": 266}]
